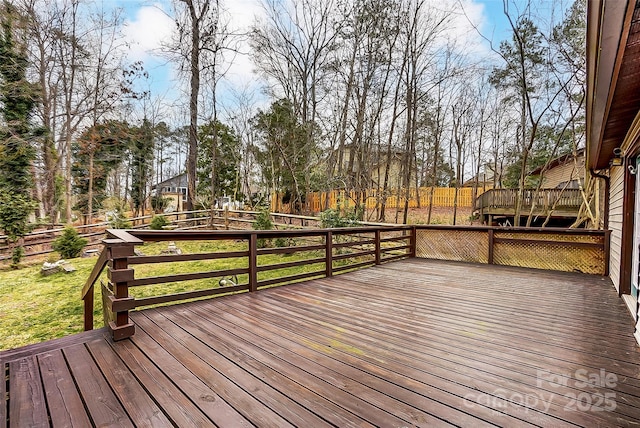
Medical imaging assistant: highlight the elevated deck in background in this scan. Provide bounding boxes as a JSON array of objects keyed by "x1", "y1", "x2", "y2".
[
  {"x1": 2, "y1": 259, "x2": 640, "y2": 427},
  {"x1": 477, "y1": 189, "x2": 583, "y2": 225}
]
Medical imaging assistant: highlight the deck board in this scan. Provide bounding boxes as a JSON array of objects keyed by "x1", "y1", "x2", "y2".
[
  {"x1": 2, "y1": 259, "x2": 640, "y2": 427},
  {"x1": 38, "y1": 350, "x2": 92, "y2": 427}
]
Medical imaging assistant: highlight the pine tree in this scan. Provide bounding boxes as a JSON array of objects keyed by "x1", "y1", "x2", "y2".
[{"x1": 0, "y1": 1, "x2": 38, "y2": 266}]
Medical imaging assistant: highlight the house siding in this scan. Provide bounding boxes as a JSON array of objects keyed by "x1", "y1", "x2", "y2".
[
  {"x1": 541, "y1": 156, "x2": 585, "y2": 188},
  {"x1": 609, "y1": 165, "x2": 625, "y2": 292}
]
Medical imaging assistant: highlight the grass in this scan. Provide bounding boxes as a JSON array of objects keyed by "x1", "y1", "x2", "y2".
[
  {"x1": 0, "y1": 257, "x2": 98, "y2": 351},
  {"x1": 0, "y1": 237, "x2": 365, "y2": 351}
]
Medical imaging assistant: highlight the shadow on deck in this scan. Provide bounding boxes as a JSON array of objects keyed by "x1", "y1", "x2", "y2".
[{"x1": 2, "y1": 259, "x2": 640, "y2": 427}]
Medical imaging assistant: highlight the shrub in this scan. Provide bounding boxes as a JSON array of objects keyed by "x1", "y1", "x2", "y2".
[
  {"x1": 10, "y1": 246, "x2": 24, "y2": 268},
  {"x1": 253, "y1": 207, "x2": 274, "y2": 248},
  {"x1": 52, "y1": 227, "x2": 88, "y2": 259},
  {"x1": 149, "y1": 215, "x2": 170, "y2": 230},
  {"x1": 319, "y1": 207, "x2": 361, "y2": 228},
  {"x1": 107, "y1": 208, "x2": 131, "y2": 229},
  {"x1": 253, "y1": 208, "x2": 274, "y2": 230},
  {"x1": 150, "y1": 195, "x2": 170, "y2": 213}
]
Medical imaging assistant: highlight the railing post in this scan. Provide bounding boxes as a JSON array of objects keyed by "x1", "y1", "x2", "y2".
[
  {"x1": 325, "y1": 231, "x2": 333, "y2": 277},
  {"x1": 107, "y1": 241, "x2": 136, "y2": 340},
  {"x1": 249, "y1": 233, "x2": 258, "y2": 292},
  {"x1": 83, "y1": 286, "x2": 94, "y2": 332},
  {"x1": 488, "y1": 229, "x2": 495, "y2": 265},
  {"x1": 409, "y1": 226, "x2": 417, "y2": 258},
  {"x1": 604, "y1": 229, "x2": 611, "y2": 276},
  {"x1": 374, "y1": 230, "x2": 381, "y2": 265}
]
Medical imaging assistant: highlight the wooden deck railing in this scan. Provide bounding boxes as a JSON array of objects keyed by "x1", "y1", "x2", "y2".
[
  {"x1": 413, "y1": 225, "x2": 609, "y2": 275},
  {"x1": 82, "y1": 225, "x2": 609, "y2": 341},
  {"x1": 82, "y1": 226, "x2": 414, "y2": 339}
]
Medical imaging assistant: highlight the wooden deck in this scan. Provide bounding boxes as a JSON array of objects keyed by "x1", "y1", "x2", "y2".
[{"x1": 3, "y1": 259, "x2": 640, "y2": 427}]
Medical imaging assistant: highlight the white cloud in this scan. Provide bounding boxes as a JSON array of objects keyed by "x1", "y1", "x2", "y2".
[{"x1": 122, "y1": 3, "x2": 175, "y2": 63}]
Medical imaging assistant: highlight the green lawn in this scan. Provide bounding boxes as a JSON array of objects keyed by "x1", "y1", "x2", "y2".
[{"x1": 0, "y1": 238, "x2": 346, "y2": 351}]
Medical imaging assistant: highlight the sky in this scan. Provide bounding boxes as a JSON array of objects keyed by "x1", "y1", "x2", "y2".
[{"x1": 112, "y1": 0, "x2": 537, "y2": 119}]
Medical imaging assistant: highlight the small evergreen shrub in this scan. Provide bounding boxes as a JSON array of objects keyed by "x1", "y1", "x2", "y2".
[
  {"x1": 319, "y1": 207, "x2": 361, "y2": 228},
  {"x1": 149, "y1": 215, "x2": 170, "y2": 230},
  {"x1": 52, "y1": 227, "x2": 88, "y2": 259},
  {"x1": 253, "y1": 207, "x2": 274, "y2": 248}
]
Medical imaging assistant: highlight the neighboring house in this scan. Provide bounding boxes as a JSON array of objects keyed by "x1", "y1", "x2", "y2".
[
  {"x1": 586, "y1": 0, "x2": 640, "y2": 343},
  {"x1": 334, "y1": 145, "x2": 418, "y2": 190},
  {"x1": 530, "y1": 148, "x2": 586, "y2": 189},
  {"x1": 151, "y1": 173, "x2": 188, "y2": 212},
  {"x1": 462, "y1": 166, "x2": 500, "y2": 189}
]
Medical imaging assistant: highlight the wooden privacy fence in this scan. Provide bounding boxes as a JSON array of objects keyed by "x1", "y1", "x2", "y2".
[
  {"x1": 82, "y1": 224, "x2": 609, "y2": 341},
  {"x1": 274, "y1": 187, "x2": 490, "y2": 213}
]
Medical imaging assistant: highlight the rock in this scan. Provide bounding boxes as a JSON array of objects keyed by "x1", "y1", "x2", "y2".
[
  {"x1": 41, "y1": 260, "x2": 76, "y2": 276},
  {"x1": 82, "y1": 249, "x2": 100, "y2": 257},
  {"x1": 161, "y1": 242, "x2": 182, "y2": 255}
]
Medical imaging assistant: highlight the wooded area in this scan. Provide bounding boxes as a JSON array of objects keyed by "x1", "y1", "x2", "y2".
[{"x1": 0, "y1": 0, "x2": 589, "y2": 264}]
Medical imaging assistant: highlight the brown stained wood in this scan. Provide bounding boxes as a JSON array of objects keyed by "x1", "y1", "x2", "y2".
[
  {"x1": 137, "y1": 312, "x2": 372, "y2": 428},
  {"x1": 379, "y1": 234, "x2": 411, "y2": 243},
  {"x1": 256, "y1": 256, "x2": 326, "y2": 273},
  {"x1": 0, "y1": 361, "x2": 5, "y2": 426},
  {"x1": 331, "y1": 238, "x2": 376, "y2": 249},
  {"x1": 331, "y1": 249, "x2": 376, "y2": 261},
  {"x1": 86, "y1": 339, "x2": 173, "y2": 427},
  {"x1": 217, "y1": 284, "x2": 637, "y2": 426},
  {"x1": 81, "y1": 246, "x2": 109, "y2": 299},
  {"x1": 332, "y1": 260, "x2": 375, "y2": 273},
  {"x1": 8, "y1": 357, "x2": 48, "y2": 427},
  {"x1": 112, "y1": 334, "x2": 244, "y2": 428},
  {"x1": 132, "y1": 312, "x2": 300, "y2": 428},
  {"x1": 325, "y1": 231, "x2": 333, "y2": 277},
  {"x1": 210, "y1": 301, "x2": 547, "y2": 427},
  {"x1": 63, "y1": 343, "x2": 134, "y2": 428},
  {"x1": 249, "y1": 233, "x2": 258, "y2": 292},
  {"x1": 106, "y1": 229, "x2": 144, "y2": 244},
  {"x1": 493, "y1": 237, "x2": 603, "y2": 248},
  {"x1": 180, "y1": 303, "x2": 482, "y2": 428},
  {"x1": 257, "y1": 269, "x2": 326, "y2": 288},
  {"x1": 317, "y1": 268, "x2": 640, "y2": 370},
  {"x1": 257, "y1": 243, "x2": 325, "y2": 255},
  {"x1": 0, "y1": 328, "x2": 107, "y2": 362},
  {"x1": 134, "y1": 283, "x2": 248, "y2": 308},
  {"x1": 256, "y1": 289, "x2": 639, "y2": 425},
  {"x1": 128, "y1": 250, "x2": 249, "y2": 264},
  {"x1": 6, "y1": 258, "x2": 640, "y2": 427},
  {"x1": 129, "y1": 267, "x2": 249, "y2": 287},
  {"x1": 37, "y1": 350, "x2": 92, "y2": 427},
  {"x1": 161, "y1": 306, "x2": 408, "y2": 428}
]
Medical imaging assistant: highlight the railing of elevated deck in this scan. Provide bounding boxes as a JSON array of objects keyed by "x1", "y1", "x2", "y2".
[{"x1": 476, "y1": 188, "x2": 583, "y2": 210}]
